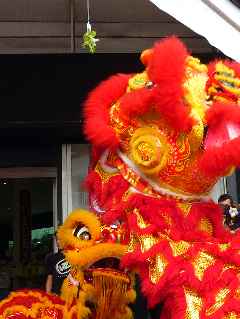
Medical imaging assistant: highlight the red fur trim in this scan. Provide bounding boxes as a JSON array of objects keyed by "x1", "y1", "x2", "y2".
[
  {"x1": 85, "y1": 169, "x2": 129, "y2": 215},
  {"x1": 101, "y1": 175, "x2": 129, "y2": 206},
  {"x1": 206, "y1": 102, "x2": 240, "y2": 127},
  {"x1": 147, "y1": 36, "x2": 194, "y2": 132},
  {"x1": 84, "y1": 170, "x2": 102, "y2": 202},
  {"x1": 200, "y1": 136, "x2": 240, "y2": 177},
  {"x1": 119, "y1": 87, "x2": 154, "y2": 118},
  {"x1": 84, "y1": 159, "x2": 240, "y2": 312},
  {"x1": 89, "y1": 146, "x2": 102, "y2": 168},
  {"x1": 159, "y1": 287, "x2": 187, "y2": 319},
  {"x1": 125, "y1": 194, "x2": 184, "y2": 240},
  {"x1": 122, "y1": 235, "x2": 240, "y2": 308},
  {"x1": 183, "y1": 202, "x2": 232, "y2": 242},
  {"x1": 127, "y1": 213, "x2": 159, "y2": 235},
  {"x1": 102, "y1": 208, "x2": 124, "y2": 225},
  {"x1": 84, "y1": 73, "x2": 131, "y2": 149},
  {"x1": 0, "y1": 289, "x2": 64, "y2": 315}
]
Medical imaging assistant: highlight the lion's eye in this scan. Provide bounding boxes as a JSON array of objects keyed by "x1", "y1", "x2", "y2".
[{"x1": 73, "y1": 225, "x2": 91, "y2": 240}]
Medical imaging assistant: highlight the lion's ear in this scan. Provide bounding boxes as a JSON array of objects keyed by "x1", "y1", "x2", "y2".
[{"x1": 199, "y1": 102, "x2": 240, "y2": 178}]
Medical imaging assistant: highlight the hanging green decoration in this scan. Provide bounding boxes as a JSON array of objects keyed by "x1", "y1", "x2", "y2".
[
  {"x1": 83, "y1": 22, "x2": 99, "y2": 54},
  {"x1": 82, "y1": 0, "x2": 99, "y2": 54}
]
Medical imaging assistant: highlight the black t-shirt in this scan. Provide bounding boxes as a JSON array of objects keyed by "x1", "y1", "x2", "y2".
[
  {"x1": 45, "y1": 250, "x2": 71, "y2": 294},
  {"x1": 131, "y1": 275, "x2": 163, "y2": 319}
]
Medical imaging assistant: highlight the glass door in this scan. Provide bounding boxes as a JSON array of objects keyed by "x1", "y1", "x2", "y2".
[{"x1": 0, "y1": 168, "x2": 57, "y2": 298}]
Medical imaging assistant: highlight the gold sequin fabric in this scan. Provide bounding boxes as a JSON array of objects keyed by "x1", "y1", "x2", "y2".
[
  {"x1": 192, "y1": 251, "x2": 215, "y2": 281},
  {"x1": 92, "y1": 163, "x2": 240, "y2": 319},
  {"x1": 198, "y1": 218, "x2": 213, "y2": 235},
  {"x1": 126, "y1": 207, "x2": 240, "y2": 319},
  {"x1": 149, "y1": 254, "x2": 168, "y2": 284},
  {"x1": 206, "y1": 288, "x2": 230, "y2": 316},
  {"x1": 95, "y1": 161, "x2": 118, "y2": 183},
  {"x1": 184, "y1": 287, "x2": 203, "y2": 319}
]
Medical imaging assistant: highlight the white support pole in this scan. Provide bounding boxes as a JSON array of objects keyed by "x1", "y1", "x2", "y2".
[{"x1": 62, "y1": 144, "x2": 72, "y2": 222}]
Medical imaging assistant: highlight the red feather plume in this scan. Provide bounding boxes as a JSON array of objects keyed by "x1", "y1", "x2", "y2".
[
  {"x1": 84, "y1": 73, "x2": 131, "y2": 149},
  {"x1": 147, "y1": 36, "x2": 194, "y2": 132}
]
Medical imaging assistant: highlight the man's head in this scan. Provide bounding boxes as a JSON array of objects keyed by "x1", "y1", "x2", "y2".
[{"x1": 218, "y1": 194, "x2": 233, "y2": 208}]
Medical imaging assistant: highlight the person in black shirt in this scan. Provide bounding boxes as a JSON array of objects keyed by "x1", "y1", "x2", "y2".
[
  {"x1": 131, "y1": 275, "x2": 162, "y2": 318},
  {"x1": 45, "y1": 233, "x2": 71, "y2": 295}
]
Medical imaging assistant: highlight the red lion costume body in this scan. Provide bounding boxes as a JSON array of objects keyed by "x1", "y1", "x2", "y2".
[{"x1": 84, "y1": 37, "x2": 240, "y2": 318}]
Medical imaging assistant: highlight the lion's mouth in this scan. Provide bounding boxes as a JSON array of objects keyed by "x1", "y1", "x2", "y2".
[
  {"x1": 84, "y1": 257, "x2": 129, "y2": 284},
  {"x1": 90, "y1": 257, "x2": 120, "y2": 270}
]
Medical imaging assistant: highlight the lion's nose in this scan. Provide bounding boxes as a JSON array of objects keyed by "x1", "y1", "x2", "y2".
[
  {"x1": 99, "y1": 224, "x2": 126, "y2": 244},
  {"x1": 101, "y1": 228, "x2": 119, "y2": 243}
]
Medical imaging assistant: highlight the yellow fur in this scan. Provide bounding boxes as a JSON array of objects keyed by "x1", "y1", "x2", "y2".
[{"x1": 57, "y1": 209, "x2": 135, "y2": 319}]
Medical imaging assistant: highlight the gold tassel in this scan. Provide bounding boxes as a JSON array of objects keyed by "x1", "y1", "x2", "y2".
[
  {"x1": 61, "y1": 277, "x2": 79, "y2": 309},
  {"x1": 92, "y1": 270, "x2": 130, "y2": 319}
]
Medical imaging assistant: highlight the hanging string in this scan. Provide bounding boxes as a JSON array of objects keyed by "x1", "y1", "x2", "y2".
[
  {"x1": 87, "y1": 0, "x2": 91, "y2": 31},
  {"x1": 87, "y1": 0, "x2": 90, "y2": 23}
]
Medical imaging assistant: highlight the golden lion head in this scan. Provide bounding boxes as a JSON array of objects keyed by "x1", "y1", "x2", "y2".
[{"x1": 58, "y1": 209, "x2": 135, "y2": 319}]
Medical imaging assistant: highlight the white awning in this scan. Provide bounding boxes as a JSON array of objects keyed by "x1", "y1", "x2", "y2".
[{"x1": 150, "y1": 0, "x2": 240, "y2": 61}]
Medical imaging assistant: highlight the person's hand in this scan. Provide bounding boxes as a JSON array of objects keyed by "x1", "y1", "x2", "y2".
[
  {"x1": 67, "y1": 273, "x2": 79, "y2": 287},
  {"x1": 229, "y1": 207, "x2": 238, "y2": 218}
]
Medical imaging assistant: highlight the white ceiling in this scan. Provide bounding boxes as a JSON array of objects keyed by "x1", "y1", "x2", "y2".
[{"x1": 150, "y1": 0, "x2": 240, "y2": 61}]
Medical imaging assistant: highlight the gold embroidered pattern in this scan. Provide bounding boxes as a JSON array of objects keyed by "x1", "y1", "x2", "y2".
[
  {"x1": 178, "y1": 202, "x2": 192, "y2": 217},
  {"x1": 198, "y1": 218, "x2": 213, "y2": 235},
  {"x1": 128, "y1": 233, "x2": 138, "y2": 253},
  {"x1": 192, "y1": 251, "x2": 215, "y2": 281},
  {"x1": 206, "y1": 288, "x2": 230, "y2": 316},
  {"x1": 169, "y1": 240, "x2": 191, "y2": 257},
  {"x1": 122, "y1": 188, "x2": 133, "y2": 202},
  {"x1": 224, "y1": 312, "x2": 239, "y2": 319},
  {"x1": 235, "y1": 288, "x2": 240, "y2": 299},
  {"x1": 174, "y1": 134, "x2": 191, "y2": 173},
  {"x1": 218, "y1": 243, "x2": 231, "y2": 252},
  {"x1": 128, "y1": 72, "x2": 149, "y2": 91},
  {"x1": 120, "y1": 166, "x2": 140, "y2": 188},
  {"x1": 184, "y1": 287, "x2": 202, "y2": 319},
  {"x1": 134, "y1": 208, "x2": 150, "y2": 229},
  {"x1": 149, "y1": 254, "x2": 168, "y2": 284},
  {"x1": 95, "y1": 162, "x2": 118, "y2": 183},
  {"x1": 222, "y1": 264, "x2": 240, "y2": 273},
  {"x1": 162, "y1": 212, "x2": 172, "y2": 227},
  {"x1": 184, "y1": 66, "x2": 208, "y2": 122},
  {"x1": 130, "y1": 127, "x2": 170, "y2": 175}
]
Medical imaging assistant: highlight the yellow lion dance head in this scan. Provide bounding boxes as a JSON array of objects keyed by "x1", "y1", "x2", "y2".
[{"x1": 58, "y1": 209, "x2": 136, "y2": 319}]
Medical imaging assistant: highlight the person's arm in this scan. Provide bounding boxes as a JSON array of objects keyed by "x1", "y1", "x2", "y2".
[
  {"x1": 67, "y1": 272, "x2": 79, "y2": 287},
  {"x1": 45, "y1": 274, "x2": 53, "y2": 293},
  {"x1": 45, "y1": 253, "x2": 53, "y2": 293}
]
